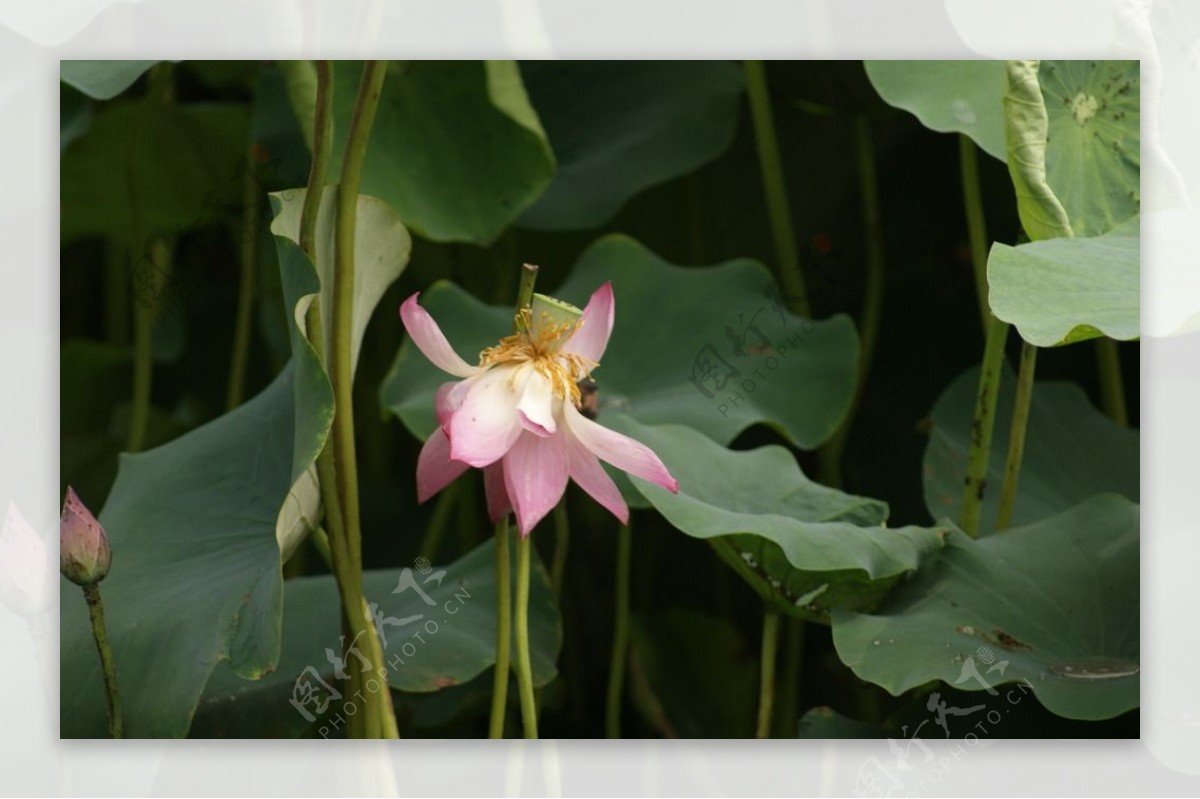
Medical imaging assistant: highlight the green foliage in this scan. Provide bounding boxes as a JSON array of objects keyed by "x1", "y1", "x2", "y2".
[
  {"x1": 832, "y1": 495, "x2": 1139, "y2": 721},
  {"x1": 616, "y1": 418, "x2": 946, "y2": 622},
  {"x1": 58, "y1": 60, "x2": 1140, "y2": 739},
  {"x1": 988, "y1": 217, "x2": 1140, "y2": 345},
  {"x1": 924, "y1": 366, "x2": 1139, "y2": 533},
  {"x1": 328, "y1": 61, "x2": 556, "y2": 245},
  {"x1": 863, "y1": 60, "x2": 1007, "y2": 159},
  {"x1": 518, "y1": 61, "x2": 745, "y2": 229},
  {"x1": 193, "y1": 537, "x2": 561, "y2": 738},
  {"x1": 60, "y1": 60, "x2": 159, "y2": 100}
]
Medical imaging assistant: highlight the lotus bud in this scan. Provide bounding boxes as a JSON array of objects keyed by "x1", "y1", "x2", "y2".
[{"x1": 60, "y1": 487, "x2": 111, "y2": 586}]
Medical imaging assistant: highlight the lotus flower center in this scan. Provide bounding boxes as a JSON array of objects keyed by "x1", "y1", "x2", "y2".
[{"x1": 478, "y1": 308, "x2": 597, "y2": 406}]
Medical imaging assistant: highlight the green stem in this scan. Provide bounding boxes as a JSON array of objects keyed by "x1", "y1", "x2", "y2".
[
  {"x1": 516, "y1": 262, "x2": 539, "y2": 321},
  {"x1": 756, "y1": 609, "x2": 781, "y2": 739},
  {"x1": 310, "y1": 525, "x2": 334, "y2": 571},
  {"x1": 819, "y1": 115, "x2": 885, "y2": 488},
  {"x1": 489, "y1": 516, "x2": 512, "y2": 739},
  {"x1": 127, "y1": 239, "x2": 169, "y2": 453},
  {"x1": 103, "y1": 241, "x2": 129, "y2": 345},
  {"x1": 418, "y1": 482, "x2": 458, "y2": 562},
  {"x1": 959, "y1": 313, "x2": 1011, "y2": 537},
  {"x1": 82, "y1": 584, "x2": 122, "y2": 738},
  {"x1": 743, "y1": 60, "x2": 810, "y2": 316},
  {"x1": 1095, "y1": 338, "x2": 1129, "y2": 427},
  {"x1": 996, "y1": 340, "x2": 1037, "y2": 531},
  {"x1": 960, "y1": 134, "x2": 991, "y2": 332},
  {"x1": 314, "y1": 60, "x2": 395, "y2": 738},
  {"x1": 605, "y1": 522, "x2": 632, "y2": 738},
  {"x1": 226, "y1": 156, "x2": 260, "y2": 411},
  {"x1": 300, "y1": 61, "x2": 333, "y2": 259},
  {"x1": 514, "y1": 533, "x2": 539, "y2": 739},
  {"x1": 775, "y1": 618, "x2": 804, "y2": 737},
  {"x1": 551, "y1": 501, "x2": 570, "y2": 594},
  {"x1": 125, "y1": 64, "x2": 174, "y2": 454}
]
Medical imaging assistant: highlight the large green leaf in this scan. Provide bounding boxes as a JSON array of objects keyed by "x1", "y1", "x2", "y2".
[
  {"x1": 61, "y1": 367, "x2": 295, "y2": 738},
  {"x1": 987, "y1": 216, "x2": 1139, "y2": 346},
  {"x1": 628, "y1": 609, "x2": 756, "y2": 738},
  {"x1": 617, "y1": 418, "x2": 946, "y2": 622},
  {"x1": 1040, "y1": 60, "x2": 1140, "y2": 238},
  {"x1": 61, "y1": 191, "x2": 410, "y2": 738},
  {"x1": 381, "y1": 235, "x2": 859, "y2": 451},
  {"x1": 832, "y1": 494, "x2": 1139, "y2": 721},
  {"x1": 61, "y1": 60, "x2": 159, "y2": 100},
  {"x1": 61, "y1": 100, "x2": 251, "y2": 244},
  {"x1": 923, "y1": 366, "x2": 1138, "y2": 534},
  {"x1": 863, "y1": 60, "x2": 1007, "y2": 160},
  {"x1": 329, "y1": 61, "x2": 555, "y2": 245},
  {"x1": 268, "y1": 188, "x2": 413, "y2": 557},
  {"x1": 192, "y1": 536, "x2": 561, "y2": 738},
  {"x1": 517, "y1": 61, "x2": 744, "y2": 230}
]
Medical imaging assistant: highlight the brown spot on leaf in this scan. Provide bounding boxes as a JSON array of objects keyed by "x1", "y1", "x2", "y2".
[{"x1": 434, "y1": 676, "x2": 457, "y2": 688}]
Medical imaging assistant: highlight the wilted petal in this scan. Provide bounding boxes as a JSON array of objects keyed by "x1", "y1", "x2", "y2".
[
  {"x1": 400, "y1": 294, "x2": 482, "y2": 379},
  {"x1": 503, "y1": 431, "x2": 569, "y2": 536},
  {"x1": 416, "y1": 428, "x2": 468, "y2": 503},
  {"x1": 564, "y1": 434, "x2": 629, "y2": 525},
  {"x1": 484, "y1": 462, "x2": 512, "y2": 522},
  {"x1": 563, "y1": 403, "x2": 679, "y2": 493},
  {"x1": 448, "y1": 366, "x2": 526, "y2": 468},
  {"x1": 516, "y1": 368, "x2": 557, "y2": 437},
  {"x1": 562, "y1": 282, "x2": 615, "y2": 364}
]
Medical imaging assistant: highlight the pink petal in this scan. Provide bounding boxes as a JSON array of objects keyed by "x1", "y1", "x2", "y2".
[
  {"x1": 447, "y1": 366, "x2": 526, "y2": 468},
  {"x1": 516, "y1": 369, "x2": 557, "y2": 437},
  {"x1": 416, "y1": 428, "x2": 469, "y2": 503},
  {"x1": 400, "y1": 293, "x2": 481, "y2": 379},
  {"x1": 435, "y1": 381, "x2": 467, "y2": 428},
  {"x1": 484, "y1": 462, "x2": 512, "y2": 522},
  {"x1": 562, "y1": 403, "x2": 679, "y2": 493},
  {"x1": 503, "y1": 431, "x2": 569, "y2": 537},
  {"x1": 564, "y1": 434, "x2": 629, "y2": 525},
  {"x1": 562, "y1": 282, "x2": 615, "y2": 364}
]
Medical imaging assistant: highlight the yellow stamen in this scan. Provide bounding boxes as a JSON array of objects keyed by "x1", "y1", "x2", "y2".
[{"x1": 479, "y1": 309, "x2": 597, "y2": 406}]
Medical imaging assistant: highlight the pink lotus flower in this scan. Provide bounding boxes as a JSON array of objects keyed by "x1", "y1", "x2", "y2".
[{"x1": 400, "y1": 283, "x2": 679, "y2": 536}]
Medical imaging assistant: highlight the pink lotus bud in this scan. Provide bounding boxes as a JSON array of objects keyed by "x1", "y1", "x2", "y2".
[{"x1": 60, "y1": 487, "x2": 111, "y2": 586}]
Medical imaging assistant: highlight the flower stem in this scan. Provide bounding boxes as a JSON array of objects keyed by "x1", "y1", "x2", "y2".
[
  {"x1": 551, "y1": 501, "x2": 570, "y2": 594},
  {"x1": 225, "y1": 154, "x2": 260, "y2": 411},
  {"x1": 300, "y1": 61, "x2": 334, "y2": 260},
  {"x1": 82, "y1": 584, "x2": 122, "y2": 738},
  {"x1": 996, "y1": 340, "x2": 1038, "y2": 531},
  {"x1": 819, "y1": 115, "x2": 885, "y2": 488},
  {"x1": 514, "y1": 533, "x2": 539, "y2": 739},
  {"x1": 960, "y1": 135, "x2": 991, "y2": 333},
  {"x1": 323, "y1": 59, "x2": 395, "y2": 738},
  {"x1": 1095, "y1": 338, "x2": 1129, "y2": 427},
  {"x1": 418, "y1": 481, "x2": 458, "y2": 562},
  {"x1": 959, "y1": 313, "x2": 1011, "y2": 537},
  {"x1": 775, "y1": 617, "x2": 804, "y2": 737},
  {"x1": 605, "y1": 522, "x2": 632, "y2": 738},
  {"x1": 489, "y1": 516, "x2": 512, "y2": 739},
  {"x1": 756, "y1": 609, "x2": 781, "y2": 739},
  {"x1": 744, "y1": 60, "x2": 810, "y2": 316},
  {"x1": 127, "y1": 239, "x2": 170, "y2": 453}
]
